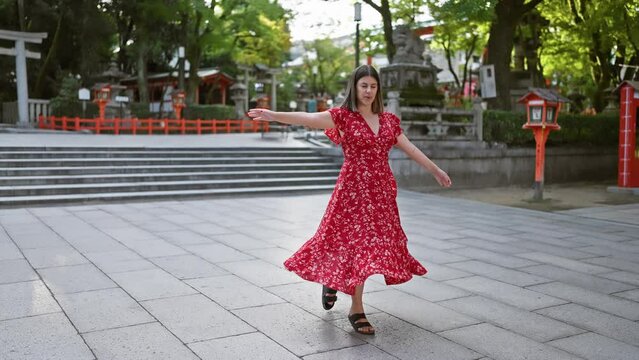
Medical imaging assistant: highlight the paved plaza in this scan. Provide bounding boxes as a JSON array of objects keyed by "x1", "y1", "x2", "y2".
[{"x1": 1, "y1": 189, "x2": 638, "y2": 359}]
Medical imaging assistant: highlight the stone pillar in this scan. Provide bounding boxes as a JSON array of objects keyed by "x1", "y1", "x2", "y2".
[
  {"x1": 15, "y1": 39, "x2": 28, "y2": 127},
  {"x1": 473, "y1": 97, "x2": 483, "y2": 142},
  {"x1": 387, "y1": 91, "x2": 401, "y2": 120}
]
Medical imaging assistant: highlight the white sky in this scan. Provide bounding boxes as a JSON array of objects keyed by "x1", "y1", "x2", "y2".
[{"x1": 278, "y1": 0, "x2": 385, "y2": 42}]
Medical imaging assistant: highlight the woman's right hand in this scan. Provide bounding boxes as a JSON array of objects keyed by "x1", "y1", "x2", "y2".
[{"x1": 247, "y1": 108, "x2": 276, "y2": 122}]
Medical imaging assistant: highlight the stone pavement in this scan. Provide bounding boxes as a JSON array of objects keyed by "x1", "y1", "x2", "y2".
[{"x1": 1, "y1": 190, "x2": 638, "y2": 360}]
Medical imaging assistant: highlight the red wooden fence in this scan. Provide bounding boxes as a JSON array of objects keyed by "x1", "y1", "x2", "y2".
[{"x1": 38, "y1": 116, "x2": 270, "y2": 135}]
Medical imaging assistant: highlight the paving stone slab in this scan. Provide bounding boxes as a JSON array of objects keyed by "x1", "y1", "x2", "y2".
[
  {"x1": 0, "y1": 280, "x2": 60, "y2": 320},
  {"x1": 520, "y1": 264, "x2": 635, "y2": 294},
  {"x1": 83, "y1": 322, "x2": 198, "y2": 360},
  {"x1": 185, "y1": 222, "x2": 235, "y2": 236},
  {"x1": 233, "y1": 302, "x2": 364, "y2": 357},
  {"x1": 303, "y1": 344, "x2": 397, "y2": 360},
  {"x1": 454, "y1": 229, "x2": 521, "y2": 244},
  {"x1": 0, "y1": 313, "x2": 94, "y2": 360},
  {"x1": 331, "y1": 312, "x2": 481, "y2": 360},
  {"x1": 0, "y1": 259, "x2": 38, "y2": 284},
  {"x1": 408, "y1": 245, "x2": 470, "y2": 264},
  {"x1": 189, "y1": 332, "x2": 299, "y2": 360},
  {"x1": 217, "y1": 259, "x2": 303, "y2": 287},
  {"x1": 547, "y1": 332, "x2": 639, "y2": 360},
  {"x1": 584, "y1": 256, "x2": 639, "y2": 274},
  {"x1": 149, "y1": 254, "x2": 228, "y2": 279},
  {"x1": 363, "y1": 289, "x2": 479, "y2": 332},
  {"x1": 84, "y1": 249, "x2": 156, "y2": 274},
  {"x1": 56, "y1": 287, "x2": 154, "y2": 333},
  {"x1": 508, "y1": 240, "x2": 597, "y2": 260},
  {"x1": 38, "y1": 263, "x2": 116, "y2": 294},
  {"x1": 612, "y1": 289, "x2": 639, "y2": 302},
  {"x1": 123, "y1": 239, "x2": 188, "y2": 258},
  {"x1": 0, "y1": 242, "x2": 23, "y2": 261},
  {"x1": 8, "y1": 232, "x2": 70, "y2": 250},
  {"x1": 266, "y1": 281, "x2": 382, "y2": 321},
  {"x1": 447, "y1": 260, "x2": 550, "y2": 287},
  {"x1": 535, "y1": 303, "x2": 639, "y2": 347},
  {"x1": 516, "y1": 252, "x2": 613, "y2": 274},
  {"x1": 186, "y1": 274, "x2": 285, "y2": 310},
  {"x1": 439, "y1": 323, "x2": 582, "y2": 360},
  {"x1": 421, "y1": 262, "x2": 472, "y2": 281},
  {"x1": 438, "y1": 295, "x2": 585, "y2": 342},
  {"x1": 528, "y1": 282, "x2": 639, "y2": 321},
  {"x1": 183, "y1": 243, "x2": 254, "y2": 263},
  {"x1": 155, "y1": 229, "x2": 217, "y2": 246},
  {"x1": 245, "y1": 247, "x2": 294, "y2": 268},
  {"x1": 577, "y1": 246, "x2": 639, "y2": 263},
  {"x1": 110, "y1": 268, "x2": 197, "y2": 301},
  {"x1": 209, "y1": 232, "x2": 276, "y2": 251},
  {"x1": 22, "y1": 246, "x2": 88, "y2": 269},
  {"x1": 393, "y1": 276, "x2": 470, "y2": 302},
  {"x1": 449, "y1": 237, "x2": 526, "y2": 254},
  {"x1": 448, "y1": 247, "x2": 538, "y2": 268},
  {"x1": 444, "y1": 276, "x2": 567, "y2": 311},
  {"x1": 142, "y1": 294, "x2": 254, "y2": 343},
  {"x1": 598, "y1": 270, "x2": 639, "y2": 286}
]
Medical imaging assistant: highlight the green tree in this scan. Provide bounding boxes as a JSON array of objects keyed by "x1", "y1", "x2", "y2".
[
  {"x1": 539, "y1": 0, "x2": 639, "y2": 111},
  {"x1": 426, "y1": 0, "x2": 491, "y2": 93},
  {"x1": 302, "y1": 38, "x2": 352, "y2": 98}
]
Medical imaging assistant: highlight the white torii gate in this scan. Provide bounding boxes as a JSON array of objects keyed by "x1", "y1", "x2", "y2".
[{"x1": 0, "y1": 29, "x2": 47, "y2": 127}]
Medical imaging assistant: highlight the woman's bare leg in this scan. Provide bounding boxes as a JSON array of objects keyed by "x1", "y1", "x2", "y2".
[{"x1": 350, "y1": 283, "x2": 374, "y2": 334}]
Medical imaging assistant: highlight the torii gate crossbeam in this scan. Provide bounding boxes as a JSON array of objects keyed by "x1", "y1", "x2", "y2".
[{"x1": 0, "y1": 29, "x2": 47, "y2": 127}]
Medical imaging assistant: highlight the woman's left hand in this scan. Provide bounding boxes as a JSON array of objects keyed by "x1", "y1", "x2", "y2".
[{"x1": 433, "y1": 168, "x2": 452, "y2": 188}]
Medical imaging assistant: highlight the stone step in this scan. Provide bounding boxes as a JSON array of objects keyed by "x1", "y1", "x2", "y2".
[
  {"x1": 0, "y1": 184, "x2": 336, "y2": 207},
  {"x1": 0, "y1": 169, "x2": 342, "y2": 185},
  {"x1": 0, "y1": 162, "x2": 340, "y2": 176},
  {"x1": 0, "y1": 149, "x2": 317, "y2": 159},
  {"x1": 0, "y1": 176, "x2": 338, "y2": 196},
  {"x1": 0, "y1": 156, "x2": 333, "y2": 168}
]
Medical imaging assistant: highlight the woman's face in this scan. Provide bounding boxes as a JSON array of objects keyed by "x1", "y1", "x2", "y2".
[{"x1": 356, "y1": 75, "x2": 378, "y2": 108}]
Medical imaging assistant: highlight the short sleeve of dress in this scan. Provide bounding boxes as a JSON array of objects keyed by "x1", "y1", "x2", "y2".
[
  {"x1": 389, "y1": 113, "x2": 403, "y2": 144},
  {"x1": 325, "y1": 107, "x2": 346, "y2": 144}
]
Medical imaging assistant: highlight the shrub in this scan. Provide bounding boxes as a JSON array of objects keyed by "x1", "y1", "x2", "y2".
[
  {"x1": 483, "y1": 110, "x2": 618, "y2": 147},
  {"x1": 183, "y1": 104, "x2": 237, "y2": 120}
]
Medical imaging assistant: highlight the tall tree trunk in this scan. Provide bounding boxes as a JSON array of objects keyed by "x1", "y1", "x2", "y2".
[
  {"x1": 136, "y1": 40, "x2": 149, "y2": 103},
  {"x1": 485, "y1": 0, "x2": 543, "y2": 110},
  {"x1": 34, "y1": 13, "x2": 63, "y2": 98},
  {"x1": 363, "y1": 0, "x2": 395, "y2": 64}
]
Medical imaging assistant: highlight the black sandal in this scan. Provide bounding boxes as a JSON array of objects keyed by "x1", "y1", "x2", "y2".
[
  {"x1": 321, "y1": 285, "x2": 338, "y2": 310},
  {"x1": 348, "y1": 313, "x2": 375, "y2": 335}
]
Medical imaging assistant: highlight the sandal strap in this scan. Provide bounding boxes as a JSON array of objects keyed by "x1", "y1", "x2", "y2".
[
  {"x1": 353, "y1": 321, "x2": 372, "y2": 330},
  {"x1": 322, "y1": 286, "x2": 337, "y2": 294},
  {"x1": 348, "y1": 313, "x2": 366, "y2": 322},
  {"x1": 324, "y1": 294, "x2": 337, "y2": 299}
]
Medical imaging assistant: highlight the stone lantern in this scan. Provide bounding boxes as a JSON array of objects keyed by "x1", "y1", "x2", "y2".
[{"x1": 230, "y1": 82, "x2": 248, "y2": 119}]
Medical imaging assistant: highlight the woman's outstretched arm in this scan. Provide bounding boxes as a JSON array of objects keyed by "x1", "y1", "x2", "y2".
[
  {"x1": 247, "y1": 109, "x2": 334, "y2": 129},
  {"x1": 395, "y1": 134, "x2": 452, "y2": 187}
]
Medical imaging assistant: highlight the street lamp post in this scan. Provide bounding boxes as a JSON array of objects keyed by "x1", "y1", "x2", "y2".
[
  {"x1": 178, "y1": 46, "x2": 185, "y2": 91},
  {"x1": 312, "y1": 65, "x2": 318, "y2": 97},
  {"x1": 354, "y1": 2, "x2": 361, "y2": 68}
]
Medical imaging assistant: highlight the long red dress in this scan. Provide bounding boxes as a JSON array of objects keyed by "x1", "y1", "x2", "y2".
[{"x1": 283, "y1": 107, "x2": 427, "y2": 295}]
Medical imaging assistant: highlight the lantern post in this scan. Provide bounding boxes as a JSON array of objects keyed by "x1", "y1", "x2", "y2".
[{"x1": 519, "y1": 88, "x2": 570, "y2": 200}]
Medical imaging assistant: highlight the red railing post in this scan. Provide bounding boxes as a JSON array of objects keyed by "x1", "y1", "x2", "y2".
[
  {"x1": 132, "y1": 118, "x2": 137, "y2": 135},
  {"x1": 62, "y1": 116, "x2": 68, "y2": 131},
  {"x1": 95, "y1": 118, "x2": 101, "y2": 134},
  {"x1": 74, "y1": 117, "x2": 80, "y2": 131},
  {"x1": 181, "y1": 118, "x2": 186, "y2": 134},
  {"x1": 114, "y1": 118, "x2": 120, "y2": 135},
  {"x1": 196, "y1": 119, "x2": 201, "y2": 135}
]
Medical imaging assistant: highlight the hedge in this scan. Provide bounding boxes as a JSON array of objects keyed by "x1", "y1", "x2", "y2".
[
  {"x1": 50, "y1": 100, "x2": 99, "y2": 118},
  {"x1": 483, "y1": 110, "x2": 619, "y2": 147},
  {"x1": 183, "y1": 104, "x2": 237, "y2": 120}
]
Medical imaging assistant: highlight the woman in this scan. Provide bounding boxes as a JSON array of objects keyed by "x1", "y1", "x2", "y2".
[{"x1": 248, "y1": 65, "x2": 451, "y2": 335}]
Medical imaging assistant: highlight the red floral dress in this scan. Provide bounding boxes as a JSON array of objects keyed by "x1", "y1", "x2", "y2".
[{"x1": 283, "y1": 107, "x2": 427, "y2": 295}]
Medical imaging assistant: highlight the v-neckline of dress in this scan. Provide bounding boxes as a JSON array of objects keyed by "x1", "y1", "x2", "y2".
[{"x1": 358, "y1": 112, "x2": 381, "y2": 137}]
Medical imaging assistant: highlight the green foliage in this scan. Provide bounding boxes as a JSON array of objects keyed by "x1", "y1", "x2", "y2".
[
  {"x1": 49, "y1": 76, "x2": 98, "y2": 117},
  {"x1": 183, "y1": 105, "x2": 237, "y2": 120},
  {"x1": 483, "y1": 110, "x2": 619, "y2": 147},
  {"x1": 130, "y1": 103, "x2": 153, "y2": 119},
  {"x1": 301, "y1": 38, "x2": 352, "y2": 97}
]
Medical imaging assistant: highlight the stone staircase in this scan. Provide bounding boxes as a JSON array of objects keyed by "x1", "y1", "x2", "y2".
[{"x1": 0, "y1": 147, "x2": 341, "y2": 206}]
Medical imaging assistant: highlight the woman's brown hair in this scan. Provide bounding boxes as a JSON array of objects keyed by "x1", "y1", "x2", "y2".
[{"x1": 340, "y1": 65, "x2": 384, "y2": 114}]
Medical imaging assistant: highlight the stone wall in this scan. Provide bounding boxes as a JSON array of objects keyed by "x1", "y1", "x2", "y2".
[{"x1": 389, "y1": 145, "x2": 617, "y2": 191}]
